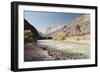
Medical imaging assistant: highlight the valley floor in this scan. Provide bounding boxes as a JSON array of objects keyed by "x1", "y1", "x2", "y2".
[
  {"x1": 65, "y1": 39, "x2": 90, "y2": 44},
  {"x1": 64, "y1": 34, "x2": 90, "y2": 44}
]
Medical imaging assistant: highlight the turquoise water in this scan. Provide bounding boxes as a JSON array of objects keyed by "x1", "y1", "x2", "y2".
[{"x1": 37, "y1": 40, "x2": 90, "y2": 58}]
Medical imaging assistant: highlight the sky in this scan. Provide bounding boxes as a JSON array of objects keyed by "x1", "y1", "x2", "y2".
[{"x1": 24, "y1": 11, "x2": 85, "y2": 33}]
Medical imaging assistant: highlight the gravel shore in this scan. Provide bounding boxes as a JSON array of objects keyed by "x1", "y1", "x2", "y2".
[
  {"x1": 24, "y1": 43, "x2": 87, "y2": 62},
  {"x1": 40, "y1": 46, "x2": 87, "y2": 60}
]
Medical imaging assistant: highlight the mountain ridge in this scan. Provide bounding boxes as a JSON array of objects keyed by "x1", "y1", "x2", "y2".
[{"x1": 45, "y1": 14, "x2": 90, "y2": 40}]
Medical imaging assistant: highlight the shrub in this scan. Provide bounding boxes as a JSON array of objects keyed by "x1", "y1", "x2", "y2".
[
  {"x1": 63, "y1": 25, "x2": 67, "y2": 29},
  {"x1": 24, "y1": 29, "x2": 37, "y2": 43},
  {"x1": 53, "y1": 35, "x2": 65, "y2": 40},
  {"x1": 24, "y1": 29, "x2": 33, "y2": 38}
]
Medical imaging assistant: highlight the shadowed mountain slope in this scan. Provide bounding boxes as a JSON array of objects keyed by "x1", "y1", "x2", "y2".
[{"x1": 24, "y1": 19, "x2": 47, "y2": 39}]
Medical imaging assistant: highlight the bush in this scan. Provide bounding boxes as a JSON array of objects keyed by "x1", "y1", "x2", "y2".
[
  {"x1": 24, "y1": 29, "x2": 33, "y2": 38},
  {"x1": 63, "y1": 25, "x2": 67, "y2": 29},
  {"x1": 24, "y1": 29, "x2": 37, "y2": 43},
  {"x1": 53, "y1": 35, "x2": 65, "y2": 40}
]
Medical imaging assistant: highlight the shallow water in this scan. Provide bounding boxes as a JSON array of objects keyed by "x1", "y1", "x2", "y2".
[{"x1": 37, "y1": 40, "x2": 90, "y2": 58}]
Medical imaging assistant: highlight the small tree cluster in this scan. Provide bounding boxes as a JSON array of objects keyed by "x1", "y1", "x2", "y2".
[{"x1": 24, "y1": 29, "x2": 37, "y2": 43}]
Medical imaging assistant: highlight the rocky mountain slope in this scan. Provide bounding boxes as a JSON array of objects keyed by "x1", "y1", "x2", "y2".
[
  {"x1": 46, "y1": 14, "x2": 90, "y2": 40},
  {"x1": 24, "y1": 19, "x2": 48, "y2": 40}
]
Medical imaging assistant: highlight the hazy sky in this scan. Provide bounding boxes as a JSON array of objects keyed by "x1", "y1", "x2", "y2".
[{"x1": 24, "y1": 11, "x2": 85, "y2": 33}]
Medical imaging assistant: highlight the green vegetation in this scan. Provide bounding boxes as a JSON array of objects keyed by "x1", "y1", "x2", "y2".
[
  {"x1": 24, "y1": 29, "x2": 37, "y2": 43},
  {"x1": 24, "y1": 29, "x2": 33, "y2": 38},
  {"x1": 63, "y1": 25, "x2": 67, "y2": 29},
  {"x1": 53, "y1": 35, "x2": 65, "y2": 40}
]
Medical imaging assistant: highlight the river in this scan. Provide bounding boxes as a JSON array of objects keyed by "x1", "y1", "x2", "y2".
[{"x1": 37, "y1": 40, "x2": 90, "y2": 58}]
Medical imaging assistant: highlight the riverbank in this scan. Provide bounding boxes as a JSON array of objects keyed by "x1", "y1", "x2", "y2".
[
  {"x1": 40, "y1": 46, "x2": 88, "y2": 60},
  {"x1": 64, "y1": 34, "x2": 90, "y2": 44},
  {"x1": 64, "y1": 39, "x2": 90, "y2": 44},
  {"x1": 53, "y1": 34, "x2": 90, "y2": 44},
  {"x1": 24, "y1": 42, "x2": 88, "y2": 62}
]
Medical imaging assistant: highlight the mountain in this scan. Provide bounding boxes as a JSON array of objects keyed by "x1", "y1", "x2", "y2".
[
  {"x1": 45, "y1": 14, "x2": 90, "y2": 40},
  {"x1": 24, "y1": 19, "x2": 40, "y2": 38},
  {"x1": 45, "y1": 25, "x2": 65, "y2": 34},
  {"x1": 24, "y1": 19, "x2": 48, "y2": 40}
]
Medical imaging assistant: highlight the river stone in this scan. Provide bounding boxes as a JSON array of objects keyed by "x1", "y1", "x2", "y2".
[{"x1": 24, "y1": 43, "x2": 54, "y2": 61}]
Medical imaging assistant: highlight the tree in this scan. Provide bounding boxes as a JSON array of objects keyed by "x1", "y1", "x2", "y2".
[{"x1": 24, "y1": 29, "x2": 37, "y2": 43}]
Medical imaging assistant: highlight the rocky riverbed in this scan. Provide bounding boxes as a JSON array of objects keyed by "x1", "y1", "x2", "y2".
[
  {"x1": 24, "y1": 42, "x2": 87, "y2": 62},
  {"x1": 40, "y1": 46, "x2": 87, "y2": 60}
]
